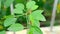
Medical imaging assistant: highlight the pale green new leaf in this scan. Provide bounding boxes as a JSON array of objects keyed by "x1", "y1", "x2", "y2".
[
  {"x1": 4, "y1": 17, "x2": 17, "y2": 27},
  {"x1": 8, "y1": 23, "x2": 24, "y2": 32},
  {"x1": 4, "y1": 0, "x2": 14, "y2": 7},
  {"x1": 26, "y1": 1, "x2": 38, "y2": 10},
  {"x1": 14, "y1": 3, "x2": 24, "y2": 14},
  {"x1": 15, "y1": 3, "x2": 24, "y2": 10},
  {"x1": 31, "y1": 5, "x2": 38, "y2": 10},
  {"x1": 13, "y1": 9, "x2": 23, "y2": 14},
  {"x1": 29, "y1": 10, "x2": 46, "y2": 21}
]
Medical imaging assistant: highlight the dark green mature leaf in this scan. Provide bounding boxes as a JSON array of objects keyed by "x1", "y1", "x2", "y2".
[
  {"x1": 4, "y1": 17, "x2": 17, "y2": 27},
  {"x1": 15, "y1": 0, "x2": 26, "y2": 4},
  {"x1": 29, "y1": 10, "x2": 46, "y2": 21},
  {"x1": 13, "y1": 3, "x2": 24, "y2": 14},
  {"x1": 4, "y1": 0, "x2": 14, "y2": 7},
  {"x1": 26, "y1": 1, "x2": 38, "y2": 10},
  {"x1": 0, "y1": 31, "x2": 5, "y2": 34},
  {"x1": 8, "y1": 23, "x2": 24, "y2": 32},
  {"x1": 28, "y1": 26, "x2": 43, "y2": 34}
]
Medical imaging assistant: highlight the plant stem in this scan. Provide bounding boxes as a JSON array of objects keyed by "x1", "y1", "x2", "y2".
[
  {"x1": 10, "y1": 3, "x2": 15, "y2": 34},
  {"x1": 26, "y1": 9, "x2": 32, "y2": 29},
  {"x1": 25, "y1": 10, "x2": 29, "y2": 29}
]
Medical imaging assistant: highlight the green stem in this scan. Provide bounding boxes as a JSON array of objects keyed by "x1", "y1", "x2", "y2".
[
  {"x1": 26, "y1": 14, "x2": 29, "y2": 28},
  {"x1": 26, "y1": 9, "x2": 32, "y2": 28}
]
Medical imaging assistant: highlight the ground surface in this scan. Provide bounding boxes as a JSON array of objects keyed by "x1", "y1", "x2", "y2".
[{"x1": 6, "y1": 26, "x2": 60, "y2": 34}]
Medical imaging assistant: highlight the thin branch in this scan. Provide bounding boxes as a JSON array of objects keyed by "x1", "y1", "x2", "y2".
[
  {"x1": 10, "y1": 3, "x2": 14, "y2": 15},
  {"x1": 50, "y1": 0, "x2": 58, "y2": 32}
]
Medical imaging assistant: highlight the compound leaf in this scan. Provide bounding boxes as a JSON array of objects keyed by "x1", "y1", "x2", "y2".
[
  {"x1": 13, "y1": 3, "x2": 24, "y2": 14},
  {"x1": 29, "y1": 10, "x2": 46, "y2": 21},
  {"x1": 26, "y1": 1, "x2": 38, "y2": 10}
]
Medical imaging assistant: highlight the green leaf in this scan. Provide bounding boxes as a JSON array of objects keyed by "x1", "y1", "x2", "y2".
[
  {"x1": 33, "y1": 26, "x2": 43, "y2": 34},
  {"x1": 29, "y1": 16, "x2": 40, "y2": 27},
  {"x1": 15, "y1": 3, "x2": 24, "y2": 10},
  {"x1": 28, "y1": 28, "x2": 33, "y2": 34},
  {"x1": 29, "y1": 10, "x2": 46, "y2": 21},
  {"x1": 4, "y1": 15, "x2": 15, "y2": 18},
  {"x1": 26, "y1": 1, "x2": 38, "y2": 10},
  {"x1": 4, "y1": 0, "x2": 14, "y2": 7},
  {"x1": 32, "y1": 20, "x2": 40, "y2": 27},
  {"x1": 8, "y1": 23, "x2": 24, "y2": 32},
  {"x1": 0, "y1": 0, "x2": 1, "y2": 8},
  {"x1": 28, "y1": 26, "x2": 43, "y2": 34},
  {"x1": 13, "y1": 9, "x2": 23, "y2": 14},
  {"x1": 4, "y1": 17, "x2": 17, "y2": 27},
  {"x1": 34, "y1": 10, "x2": 44, "y2": 14},
  {"x1": 13, "y1": 3, "x2": 24, "y2": 14},
  {"x1": 0, "y1": 31, "x2": 5, "y2": 34}
]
